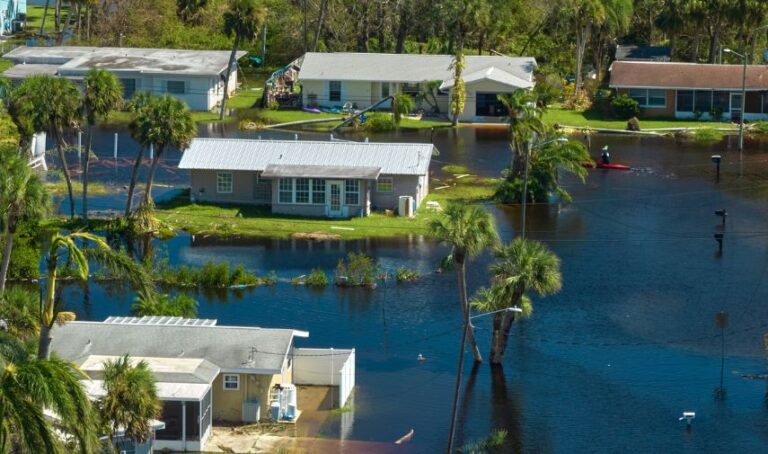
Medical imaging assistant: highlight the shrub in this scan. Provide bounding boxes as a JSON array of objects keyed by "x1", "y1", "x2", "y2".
[
  {"x1": 691, "y1": 128, "x2": 725, "y2": 144},
  {"x1": 611, "y1": 95, "x2": 640, "y2": 119},
  {"x1": 395, "y1": 267, "x2": 419, "y2": 283},
  {"x1": 365, "y1": 112, "x2": 395, "y2": 132},
  {"x1": 230, "y1": 264, "x2": 259, "y2": 286},
  {"x1": 262, "y1": 270, "x2": 278, "y2": 286},
  {"x1": 750, "y1": 121, "x2": 768, "y2": 135},
  {"x1": 305, "y1": 268, "x2": 329, "y2": 288},
  {"x1": 627, "y1": 117, "x2": 641, "y2": 131},
  {"x1": 534, "y1": 73, "x2": 564, "y2": 107},
  {"x1": 1, "y1": 235, "x2": 40, "y2": 280},
  {"x1": 334, "y1": 252, "x2": 377, "y2": 288}
]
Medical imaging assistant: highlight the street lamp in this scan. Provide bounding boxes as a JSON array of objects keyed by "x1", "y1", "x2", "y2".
[
  {"x1": 722, "y1": 48, "x2": 747, "y2": 168},
  {"x1": 520, "y1": 136, "x2": 568, "y2": 238},
  {"x1": 470, "y1": 306, "x2": 523, "y2": 320}
]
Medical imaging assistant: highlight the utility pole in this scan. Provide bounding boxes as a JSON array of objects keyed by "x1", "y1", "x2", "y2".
[{"x1": 715, "y1": 311, "x2": 729, "y2": 400}]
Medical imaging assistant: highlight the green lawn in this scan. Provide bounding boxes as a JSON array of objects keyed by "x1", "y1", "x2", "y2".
[
  {"x1": 543, "y1": 106, "x2": 737, "y2": 130},
  {"x1": 0, "y1": 59, "x2": 13, "y2": 72},
  {"x1": 156, "y1": 176, "x2": 495, "y2": 240},
  {"x1": 44, "y1": 180, "x2": 111, "y2": 197},
  {"x1": 23, "y1": 5, "x2": 71, "y2": 36}
]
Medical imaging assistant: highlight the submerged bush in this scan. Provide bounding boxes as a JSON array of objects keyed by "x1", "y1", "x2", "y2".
[
  {"x1": 364, "y1": 112, "x2": 395, "y2": 132},
  {"x1": 305, "y1": 268, "x2": 329, "y2": 288},
  {"x1": 152, "y1": 261, "x2": 268, "y2": 288},
  {"x1": 395, "y1": 267, "x2": 419, "y2": 283},
  {"x1": 334, "y1": 252, "x2": 378, "y2": 288}
]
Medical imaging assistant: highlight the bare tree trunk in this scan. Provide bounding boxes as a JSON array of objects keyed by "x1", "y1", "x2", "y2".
[
  {"x1": 76, "y1": 3, "x2": 82, "y2": 41},
  {"x1": 125, "y1": 146, "x2": 145, "y2": 217},
  {"x1": 0, "y1": 230, "x2": 14, "y2": 292},
  {"x1": 86, "y1": 4, "x2": 91, "y2": 41},
  {"x1": 55, "y1": 0, "x2": 61, "y2": 33},
  {"x1": 708, "y1": 30, "x2": 719, "y2": 64},
  {"x1": 395, "y1": 2, "x2": 408, "y2": 54},
  {"x1": 376, "y1": 0, "x2": 386, "y2": 52},
  {"x1": 143, "y1": 148, "x2": 162, "y2": 204},
  {"x1": 303, "y1": 0, "x2": 308, "y2": 52},
  {"x1": 356, "y1": 1, "x2": 370, "y2": 52},
  {"x1": 40, "y1": 0, "x2": 51, "y2": 35},
  {"x1": 692, "y1": 34, "x2": 701, "y2": 62},
  {"x1": 219, "y1": 35, "x2": 240, "y2": 120},
  {"x1": 457, "y1": 260, "x2": 482, "y2": 363},
  {"x1": 55, "y1": 131, "x2": 76, "y2": 220},
  {"x1": 82, "y1": 126, "x2": 92, "y2": 222},
  {"x1": 575, "y1": 25, "x2": 589, "y2": 94},
  {"x1": 313, "y1": 0, "x2": 327, "y2": 52}
]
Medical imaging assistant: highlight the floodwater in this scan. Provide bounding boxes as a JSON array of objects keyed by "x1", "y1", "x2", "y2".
[{"x1": 56, "y1": 125, "x2": 768, "y2": 452}]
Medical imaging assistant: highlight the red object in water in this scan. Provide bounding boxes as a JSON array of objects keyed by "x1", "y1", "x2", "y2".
[{"x1": 582, "y1": 162, "x2": 631, "y2": 170}]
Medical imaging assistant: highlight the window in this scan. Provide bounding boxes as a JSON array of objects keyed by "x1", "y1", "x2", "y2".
[
  {"x1": 223, "y1": 374, "x2": 239, "y2": 391},
  {"x1": 694, "y1": 90, "x2": 712, "y2": 113},
  {"x1": 377, "y1": 177, "x2": 393, "y2": 193},
  {"x1": 253, "y1": 173, "x2": 271, "y2": 203},
  {"x1": 216, "y1": 172, "x2": 233, "y2": 193},
  {"x1": 312, "y1": 179, "x2": 326, "y2": 204},
  {"x1": 628, "y1": 88, "x2": 647, "y2": 106},
  {"x1": 167, "y1": 80, "x2": 186, "y2": 94},
  {"x1": 345, "y1": 179, "x2": 359, "y2": 205},
  {"x1": 401, "y1": 83, "x2": 420, "y2": 96},
  {"x1": 476, "y1": 92, "x2": 506, "y2": 116},
  {"x1": 279, "y1": 178, "x2": 293, "y2": 204},
  {"x1": 676, "y1": 90, "x2": 693, "y2": 112},
  {"x1": 713, "y1": 91, "x2": 730, "y2": 112},
  {"x1": 295, "y1": 178, "x2": 310, "y2": 204},
  {"x1": 647, "y1": 89, "x2": 666, "y2": 107},
  {"x1": 745, "y1": 92, "x2": 762, "y2": 113},
  {"x1": 381, "y1": 83, "x2": 390, "y2": 99},
  {"x1": 329, "y1": 81, "x2": 341, "y2": 102},
  {"x1": 120, "y1": 79, "x2": 136, "y2": 99}
]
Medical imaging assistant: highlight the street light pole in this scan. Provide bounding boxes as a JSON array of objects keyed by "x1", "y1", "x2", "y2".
[{"x1": 723, "y1": 48, "x2": 747, "y2": 172}]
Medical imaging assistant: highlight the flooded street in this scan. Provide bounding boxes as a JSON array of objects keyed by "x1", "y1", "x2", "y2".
[{"x1": 57, "y1": 125, "x2": 768, "y2": 452}]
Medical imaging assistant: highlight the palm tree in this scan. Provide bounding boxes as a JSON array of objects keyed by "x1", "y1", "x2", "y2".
[
  {"x1": 0, "y1": 288, "x2": 40, "y2": 343},
  {"x1": 0, "y1": 332, "x2": 99, "y2": 453},
  {"x1": 129, "y1": 95, "x2": 196, "y2": 204},
  {"x1": 82, "y1": 69, "x2": 123, "y2": 222},
  {"x1": 428, "y1": 201, "x2": 499, "y2": 363},
  {"x1": 392, "y1": 93, "x2": 415, "y2": 126},
  {"x1": 38, "y1": 232, "x2": 155, "y2": 360},
  {"x1": 99, "y1": 355, "x2": 161, "y2": 445},
  {"x1": 132, "y1": 292, "x2": 198, "y2": 318},
  {"x1": 9, "y1": 75, "x2": 82, "y2": 219},
  {"x1": 124, "y1": 91, "x2": 154, "y2": 217},
  {"x1": 219, "y1": 0, "x2": 268, "y2": 120},
  {"x1": 497, "y1": 89, "x2": 545, "y2": 175},
  {"x1": 0, "y1": 148, "x2": 49, "y2": 292},
  {"x1": 449, "y1": 51, "x2": 466, "y2": 126},
  {"x1": 473, "y1": 238, "x2": 562, "y2": 364}
]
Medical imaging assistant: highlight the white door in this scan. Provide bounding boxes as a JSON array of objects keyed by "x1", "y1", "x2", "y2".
[{"x1": 327, "y1": 181, "x2": 343, "y2": 217}]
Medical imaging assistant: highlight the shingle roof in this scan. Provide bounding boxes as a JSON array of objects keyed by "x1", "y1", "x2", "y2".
[
  {"x1": 298, "y1": 52, "x2": 536, "y2": 86},
  {"x1": 51, "y1": 320, "x2": 309, "y2": 373},
  {"x1": 178, "y1": 138, "x2": 434, "y2": 176},
  {"x1": 609, "y1": 61, "x2": 768, "y2": 90}
]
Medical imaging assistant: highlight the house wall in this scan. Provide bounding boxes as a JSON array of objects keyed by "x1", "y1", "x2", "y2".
[
  {"x1": 616, "y1": 88, "x2": 676, "y2": 118},
  {"x1": 212, "y1": 372, "x2": 287, "y2": 423},
  {"x1": 370, "y1": 174, "x2": 423, "y2": 211},
  {"x1": 191, "y1": 169, "x2": 262, "y2": 205},
  {"x1": 454, "y1": 79, "x2": 525, "y2": 122},
  {"x1": 616, "y1": 87, "x2": 768, "y2": 120},
  {"x1": 301, "y1": 80, "x2": 371, "y2": 108},
  {"x1": 271, "y1": 179, "x2": 370, "y2": 218}
]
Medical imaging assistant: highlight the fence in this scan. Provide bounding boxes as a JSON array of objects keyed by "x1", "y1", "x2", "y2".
[{"x1": 293, "y1": 347, "x2": 355, "y2": 408}]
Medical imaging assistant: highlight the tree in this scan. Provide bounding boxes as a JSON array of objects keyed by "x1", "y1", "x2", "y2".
[
  {"x1": 177, "y1": 0, "x2": 210, "y2": 24},
  {"x1": 450, "y1": 51, "x2": 466, "y2": 126},
  {"x1": 219, "y1": 0, "x2": 268, "y2": 120},
  {"x1": 497, "y1": 90, "x2": 546, "y2": 174},
  {"x1": 98, "y1": 355, "x2": 161, "y2": 445},
  {"x1": 0, "y1": 332, "x2": 99, "y2": 453},
  {"x1": 563, "y1": 0, "x2": 606, "y2": 94},
  {"x1": 428, "y1": 201, "x2": 499, "y2": 363},
  {"x1": 0, "y1": 148, "x2": 49, "y2": 292},
  {"x1": 38, "y1": 233, "x2": 155, "y2": 360},
  {"x1": 9, "y1": 75, "x2": 81, "y2": 219},
  {"x1": 129, "y1": 95, "x2": 196, "y2": 204},
  {"x1": 132, "y1": 293, "x2": 198, "y2": 318},
  {"x1": 82, "y1": 69, "x2": 124, "y2": 223},
  {"x1": 392, "y1": 93, "x2": 415, "y2": 126},
  {"x1": 473, "y1": 238, "x2": 562, "y2": 364},
  {"x1": 0, "y1": 288, "x2": 40, "y2": 343},
  {"x1": 124, "y1": 91, "x2": 153, "y2": 217}
]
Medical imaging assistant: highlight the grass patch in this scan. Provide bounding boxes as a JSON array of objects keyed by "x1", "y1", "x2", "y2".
[
  {"x1": 689, "y1": 128, "x2": 726, "y2": 144},
  {"x1": 442, "y1": 165, "x2": 470, "y2": 175},
  {"x1": 240, "y1": 108, "x2": 341, "y2": 125},
  {"x1": 44, "y1": 180, "x2": 112, "y2": 197},
  {"x1": 0, "y1": 59, "x2": 13, "y2": 72},
  {"x1": 101, "y1": 110, "x2": 230, "y2": 127},
  {"x1": 544, "y1": 106, "x2": 736, "y2": 130}
]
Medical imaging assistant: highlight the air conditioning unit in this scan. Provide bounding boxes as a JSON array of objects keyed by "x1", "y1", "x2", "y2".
[{"x1": 242, "y1": 400, "x2": 260, "y2": 423}]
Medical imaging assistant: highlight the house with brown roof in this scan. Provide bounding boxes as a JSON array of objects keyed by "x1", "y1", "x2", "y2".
[{"x1": 608, "y1": 61, "x2": 768, "y2": 121}]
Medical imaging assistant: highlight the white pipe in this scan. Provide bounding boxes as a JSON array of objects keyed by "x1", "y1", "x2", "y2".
[{"x1": 113, "y1": 133, "x2": 118, "y2": 159}]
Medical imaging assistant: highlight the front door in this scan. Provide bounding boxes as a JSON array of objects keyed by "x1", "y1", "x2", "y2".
[
  {"x1": 328, "y1": 180, "x2": 343, "y2": 217},
  {"x1": 730, "y1": 93, "x2": 743, "y2": 121}
]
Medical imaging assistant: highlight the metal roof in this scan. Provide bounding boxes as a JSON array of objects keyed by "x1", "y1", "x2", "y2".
[
  {"x1": 84, "y1": 379, "x2": 211, "y2": 401},
  {"x1": 51, "y1": 320, "x2": 309, "y2": 374},
  {"x1": 3, "y1": 46, "x2": 246, "y2": 76},
  {"x1": 80, "y1": 355, "x2": 220, "y2": 385},
  {"x1": 104, "y1": 316, "x2": 218, "y2": 326},
  {"x1": 439, "y1": 66, "x2": 534, "y2": 90},
  {"x1": 298, "y1": 52, "x2": 536, "y2": 86},
  {"x1": 179, "y1": 138, "x2": 434, "y2": 176},
  {"x1": 262, "y1": 164, "x2": 382, "y2": 179}
]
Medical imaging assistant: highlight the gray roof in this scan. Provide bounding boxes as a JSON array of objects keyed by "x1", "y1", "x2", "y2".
[
  {"x1": 298, "y1": 52, "x2": 536, "y2": 86},
  {"x1": 179, "y1": 138, "x2": 434, "y2": 176},
  {"x1": 615, "y1": 45, "x2": 671, "y2": 62},
  {"x1": 51, "y1": 319, "x2": 309, "y2": 374},
  {"x1": 3, "y1": 64, "x2": 61, "y2": 79},
  {"x1": 3, "y1": 46, "x2": 246, "y2": 76},
  {"x1": 262, "y1": 164, "x2": 381, "y2": 179},
  {"x1": 79, "y1": 355, "x2": 220, "y2": 384}
]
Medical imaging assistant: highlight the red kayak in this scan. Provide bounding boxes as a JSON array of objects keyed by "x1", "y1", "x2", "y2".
[{"x1": 582, "y1": 162, "x2": 631, "y2": 170}]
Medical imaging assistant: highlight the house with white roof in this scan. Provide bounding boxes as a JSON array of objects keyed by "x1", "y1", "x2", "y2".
[
  {"x1": 0, "y1": 0, "x2": 25, "y2": 35},
  {"x1": 2, "y1": 45, "x2": 246, "y2": 110},
  {"x1": 297, "y1": 52, "x2": 537, "y2": 122},
  {"x1": 179, "y1": 138, "x2": 436, "y2": 217},
  {"x1": 51, "y1": 316, "x2": 355, "y2": 452}
]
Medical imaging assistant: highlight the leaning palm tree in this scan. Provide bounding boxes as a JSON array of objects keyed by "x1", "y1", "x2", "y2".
[
  {"x1": 99, "y1": 355, "x2": 161, "y2": 445},
  {"x1": 473, "y1": 238, "x2": 562, "y2": 364},
  {"x1": 428, "y1": 201, "x2": 499, "y2": 363},
  {"x1": 38, "y1": 232, "x2": 156, "y2": 360},
  {"x1": 0, "y1": 147, "x2": 49, "y2": 292},
  {"x1": 9, "y1": 75, "x2": 81, "y2": 219},
  {"x1": 129, "y1": 95, "x2": 196, "y2": 204},
  {"x1": 219, "y1": 0, "x2": 268, "y2": 120},
  {"x1": 0, "y1": 332, "x2": 99, "y2": 454},
  {"x1": 82, "y1": 69, "x2": 123, "y2": 222}
]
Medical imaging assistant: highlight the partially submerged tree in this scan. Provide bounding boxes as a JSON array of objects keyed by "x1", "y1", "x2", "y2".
[
  {"x1": 449, "y1": 51, "x2": 466, "y2": 126},
  {"x1": 428, "y1": 201, "x2": 499, "y2": 363}
]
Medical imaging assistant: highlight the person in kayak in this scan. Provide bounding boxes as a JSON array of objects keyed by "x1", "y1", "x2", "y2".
[{"x1": 601, "y1": 145, "x2": 610, "y2": 164}]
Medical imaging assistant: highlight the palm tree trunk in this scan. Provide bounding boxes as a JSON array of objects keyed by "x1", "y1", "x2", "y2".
[
  {"x1": 54, "y1": 0, "x2": 61, "y2": 33},
  {"x1": 38, "y1": 323, "x2": 53, "y2": 360},
  {"x1": 490, "y1": 310, "x2": 516, "y2": 364},
  {"x1": 40, "y1": 0, "x2": 51, "y2": 35},
  {"x1": 55, "y1": 134, "x2": 76, "y2": 220},
  {"x1": 0, "y1": 230, "x2": 14, "y2": 292},
  {"x1": 125, "y1": 146, "x2": 145, "y2": 217},
  {"x1": 143, "y1": 148, "x2": 162, "y2": 204},
  {"x1": 82, "y1": 126, "x2": 93, "y2": 222},
  {"x1": 575, "y1": 25, "x2": 588, "y2": 94},
  {"x1": 313, "y1": 0, "x2": 328, "y2": 52},
  {"x1": 457, "y1": 260, "x2": 482, "y2": 363},
  {"x1": 219, "y1": 35, "x2": 240, "y2": 120}
]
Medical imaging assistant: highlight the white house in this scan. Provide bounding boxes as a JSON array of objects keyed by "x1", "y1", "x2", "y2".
[
  {"x1": 0, "y1": 0, "x2": 25, "y2": 35},
  {"x1": 2, "y1": 46, "x2": 246, "y2": 111},
  {"x1": 297, "y1": 52, "x2": 537, "y2": 122}
]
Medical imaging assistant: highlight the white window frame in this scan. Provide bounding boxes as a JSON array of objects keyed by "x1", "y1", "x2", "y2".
[
  {"x1": 279, "y1": 178, "x2": 294, "y2": 204},
  {"x1": 216, "y1": 172, "x2": 233, "y2": 194},
  {"x1": 628, "y1": 88, "x2": 666, "y2": 108},
  {"x1": 295, "y1": 178, "x2": 310, "y2": 204},
  {"x1": 345, "y1": 179, "x2": 359, "y2": 205},
  {"x1": 312, "y1": 179, "x2": 326, "y2": 204},
  {"x1": 223, "y1": 374, "x2": 239, "y2": 391},
  {"x1": 376, "y1": 177, "x2": 394, "y2": 193}
]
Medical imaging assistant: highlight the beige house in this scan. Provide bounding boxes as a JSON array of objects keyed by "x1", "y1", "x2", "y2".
[
  {"x1": 297, "y1": 52, "x2": 537, "y2": 122},
  {"x1": 179, "y1": 138, "x2": 435, "y2": 217},
  {"x1": 51, "y1": 316, "x2": 355, "y2": 452}
]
